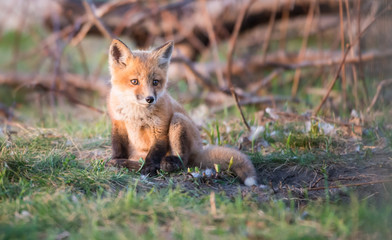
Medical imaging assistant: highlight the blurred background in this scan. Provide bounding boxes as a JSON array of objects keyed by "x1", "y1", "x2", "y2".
[{"x1": 0, "y1": 0, "x2": 391, "y2": 128}]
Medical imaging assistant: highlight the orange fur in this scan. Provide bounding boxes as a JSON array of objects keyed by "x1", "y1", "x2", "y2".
[{"x1": 106, "y1": 39, "x2": 257, "y2": 186}]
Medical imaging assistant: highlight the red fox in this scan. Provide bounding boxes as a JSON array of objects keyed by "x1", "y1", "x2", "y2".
[{"x1": 106, "y1": 39, "x2": 257, "y2": 186}]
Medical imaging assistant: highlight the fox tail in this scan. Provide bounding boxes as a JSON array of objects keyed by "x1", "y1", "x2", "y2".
[{"x1": 192, "y1": 146, "x2": 257, "y2": 186}]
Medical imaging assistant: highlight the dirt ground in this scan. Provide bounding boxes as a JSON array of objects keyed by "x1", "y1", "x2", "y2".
[
  {"x1": 134, "y1": 150, "x2": 392, "y2": 205},
  {"x1": 256, "y1": 151, "x2": 392, "y2": 203}
]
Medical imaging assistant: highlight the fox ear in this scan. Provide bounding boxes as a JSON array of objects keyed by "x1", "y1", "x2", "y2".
[
  {"x1": 153, "y1": 41, "x2": 173, "y2": 68},
  {"x1": 109, "y1": 39, "x2": 133, "y2": 68}
]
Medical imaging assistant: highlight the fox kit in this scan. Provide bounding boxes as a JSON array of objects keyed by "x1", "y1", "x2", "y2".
[{"x1": 106, "y1": 39, "x2": 257, "y2": 186}]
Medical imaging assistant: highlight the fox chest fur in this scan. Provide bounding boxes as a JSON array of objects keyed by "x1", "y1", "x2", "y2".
[{"x1": 109, "y1": 90, "x2": 173, "y2": 157}]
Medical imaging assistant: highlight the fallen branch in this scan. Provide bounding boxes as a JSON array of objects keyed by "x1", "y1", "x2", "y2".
[
  {"x1": 35, "y1": 83, "x2": 104, "y2": 114},
  {"x1": 190, "y1": 49, "x2": 392, "y2": 79},
  {"x1": 53, "y1": 0, "x2": 351, "y2": 51},
  {"x1": 0, "y1": 75, "x2": 106, "y2": 114},
  {"x1": 0, "y1": 73, "x2": 109, "y2": 96}
]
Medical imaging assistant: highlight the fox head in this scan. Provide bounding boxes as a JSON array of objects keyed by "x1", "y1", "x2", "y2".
[{"x1": 109, "y1": 39, "x2": 173, "y2": 107}]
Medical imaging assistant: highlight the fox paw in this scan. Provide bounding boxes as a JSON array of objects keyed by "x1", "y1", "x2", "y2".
[
  {"x1": 161, "y1": 156, "x2": 183, "y2": 172},
  {"x1": 106, "y1": 158, "x2": 128, "y2": 168},
  {"x1": 140, "y1": 163, "x2": 160, "y2": 176},
  {"x1": 106, "y1": 159, "x2": 142, "y2": 171}
]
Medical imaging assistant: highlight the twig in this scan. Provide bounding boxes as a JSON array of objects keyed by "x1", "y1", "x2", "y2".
[
  {"x1": 249, "y1": 68, "x2": 284, "y2": 94},
  {"x1": 13, "y1": 0, "x2": 134, "y2": 63},
  {"x1": 313, "y1": 6, "x2": 392, "y2": 115},
  {"x1": 91, "y1": 54, "x2": 108, "y2": 83},
  {"x1": 307, "y1": 179, "x2": 392, "y2": 191},
  {"x1": 160, "y1": 9, "x2": 206, "y2": 54},
  {"x1": 201, "y1": 0, "x2": 225, "y2": 88},
  {"x1": 260, "y1": 0, "x2": 278, "y2": 63},
  {"x1": 210, "y1": 95, "x2": 294, "y2": 114},
  {"x1": 36, "y1": 84, "x2": 104, "y2": 114},
  {"x1": 344, "y1": 0, "x2": 360, "y2": 109},
  {"x1": 5, "y1": 19, "x2": 83, "y2": 68},
  {"x1": 113, "y1": 6, "x2": 140, "y2": 36},
  {"x1": 278, "y1": 0, "x2": 291, "y2": 50},
  {"x1": 76, "y1": 44, "x2": 90, "y2": 78},
  {"x1": 70, "y1": 21, "x2": 94, "y2": 46},
  {"x1": 82, "y1": 0, "x2": 115, "y2": 40},
  {"x1": 172, "y1": 56, "x2": 281, "y2": 104},
  {"x1": 366, "y1": 79, "x2": 392, "y2": 113},
  {"x1": 356, "y1": 0, "x2": 368, "y2": 103},
  {"x1": 338, "y1": 0, "x2": 347, "y2": 109},
  {"x1": 73, "y1": 0, "x2": 141, "y2": 46},
  {"x1": 171, "y1": 56, "x2": 218, "y2": 92},
  {"x1": 226, "y1": 0, "x2": 255, "y2": 132},
  {"x1": 291, "y1": 1, "x2": 315, "y2": 97},
  {"x1": 49, "y1": 9, "x2": 65, "y2": 112},
  {"x1": 11, "y1": 1, "x2": 29, "y2": 74},
  {"x1": 239, "y1": 95, "x2": 295, "y2": 106},
  {"x1": 310, "y1": 177, "x2": 324, "y2": 188},
  {"x1": 2, "y1": 120, "x2": 31, "y2": 135}
]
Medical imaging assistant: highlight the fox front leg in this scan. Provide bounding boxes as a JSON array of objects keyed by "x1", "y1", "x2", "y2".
[
  {"x1": 141, "y1": 140, "x2": 168, "y2": 176},
  {"x1": 107, "y1": 120, "x2": 142, "y2": 171},
  {"x1": 160, "y1": 113, "x2": 192, "y2": 172}
]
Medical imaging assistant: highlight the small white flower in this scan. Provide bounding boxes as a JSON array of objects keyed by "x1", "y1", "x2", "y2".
[
  {"x1": 203, "y1": 168, "x2": 214, "y2": 177},
  {"x1": 266, "y1": 108, "x2": 279, "y2": 120},
  {"x1": 140, "y1": 175, "x2": 148, "y2": 181},
  {"x1": 249, "y1": 126, "x2": 265, "y2": 141},
  {"x1": 190, "y1": 172, "x2": 201, "y2": 178}
]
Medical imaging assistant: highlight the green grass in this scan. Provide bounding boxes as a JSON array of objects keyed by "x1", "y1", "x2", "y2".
[
  {"x1": 1, "y1": 136, "x2": 391, "y2": 240},
  {"x1": 250, "y1": 151, "x2": 323, "y2": 166},
  {"x1": 0, "y1": 136, "x2": 128, "y2": 199},
  {"x1": 1, "y1": 153, "x2": 391, "y2": 240},
  {"x1": 1, "y1": 112, "x2": 391, "y2": 239}
]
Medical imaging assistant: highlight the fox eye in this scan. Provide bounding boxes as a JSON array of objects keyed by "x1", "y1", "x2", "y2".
[
  {"x1": 152, "y1": 79, "x2": 160, "y2": 86},
  {"x1": 130, "y1": 79, "x2": 139, "y2": 85}
]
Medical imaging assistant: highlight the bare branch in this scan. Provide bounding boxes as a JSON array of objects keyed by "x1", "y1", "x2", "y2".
[
  {"x1": 291, "y1": 0, "x2": 316, "y2": 97},
  {"x1": 171, "y1": 56, "x2": 218, "y2": 92},
  {"x1": 313, "y1": 6, "x2": 392, "y2": 115},
  {"x1": 366, "y1": 79, "x2": 392, "y2": 113},
  {"x1": 226, "y1": 0, "x2": 255, "y2": 132},
  {"x1": 201, "y1": 0, "x2": 225, "y2": 87},
  {"x1": 82, "y1": 0, "x2": 115, "y2": 40},
  {"x1": 0, "y1": 73, "x2": 109, "y2": 96}
]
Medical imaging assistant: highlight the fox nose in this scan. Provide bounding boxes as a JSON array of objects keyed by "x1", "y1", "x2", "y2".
[{"x1": 145, "y1": 96, "x2": 155, "y2": 104}]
